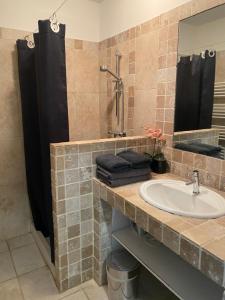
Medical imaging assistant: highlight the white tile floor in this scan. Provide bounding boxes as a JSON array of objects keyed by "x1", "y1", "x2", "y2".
[{"x1": 0, "y1": 233, "x2": 109, "y2": 300}]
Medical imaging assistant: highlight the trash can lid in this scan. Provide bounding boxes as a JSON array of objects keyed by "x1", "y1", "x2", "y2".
[{"x1": 107, "y1": 249, "x2": 140, "y2": 272}]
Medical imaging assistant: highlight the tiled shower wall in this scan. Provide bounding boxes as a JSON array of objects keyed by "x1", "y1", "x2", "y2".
[
  {"x1": 0, "y1": 27, "x2": 31, "y2": 239},
  {"x1": 99, "y1": 20, "x2": 158, "y2": 137},
  {"x1": 66, "y1": 39, "x2": 101, "y2": 141}
]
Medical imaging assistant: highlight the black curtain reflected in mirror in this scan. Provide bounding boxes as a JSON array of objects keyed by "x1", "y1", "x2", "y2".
[
  {"x1": 17, "y1": 20, "x2": 69, "y2": 263},
  {"x1": 175, "y1": 56, "x2": 201, "y2": 131},
  {"x1": 199, "y1": 51, "x2": 216, "y2": 129},
  {"x1": 174, "y1": 51, "x2": 216, "y2": 132}
]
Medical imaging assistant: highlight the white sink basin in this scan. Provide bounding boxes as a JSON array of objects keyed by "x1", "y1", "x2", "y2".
[{"x1": 139, "y1": 179, "x2": 225, "y2": 219}]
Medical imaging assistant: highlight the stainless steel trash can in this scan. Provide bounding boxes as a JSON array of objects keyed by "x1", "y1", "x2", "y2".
[{"x1": 106, "y1": 249, "x2": 140, "y2": 300}]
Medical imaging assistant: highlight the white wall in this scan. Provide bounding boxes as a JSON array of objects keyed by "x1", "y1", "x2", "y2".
[
  {"x1": 0, "y1": 0, "x2": 101, "y2": 41},
  {"x1": 0, "y1": 0, "x2": 192, "y2": 41},
  {"x1": 99, "y1": 0, "x2": 191, "y2": 40}
]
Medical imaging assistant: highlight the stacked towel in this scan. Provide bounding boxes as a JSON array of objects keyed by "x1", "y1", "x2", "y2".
[
  {"x1": 96, "y1": 150, "x2": 151, "y2": 187},
  {"x1": 96, "y1": 154, "x2": 131, "y2": 172},
  {"x1": 117, "y1": 150, "x2": 151, "y2": 169},
  {"x1": 97, "y1": 173, "x2": 150, "y2": 187}
]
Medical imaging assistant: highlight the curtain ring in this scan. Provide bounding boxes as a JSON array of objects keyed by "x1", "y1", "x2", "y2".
[
  {"x1": 25, "y1": 35, "x2": 35, "y2": 49},
  {"x1": 201, "y1": 51, "x2": 205, "y2": 59},
  {"x1": 49, "y1": 13, "x2": 60, "y2": 33},
  {"x1": 50, "y1": 21, "x2": 60, "y2": 33},
  {"x1": 50, "y1": 13, "x2": 57, "y2": 23},
  {"x1": 208, "y1": 50, "x2": 215, "y2": 57}
]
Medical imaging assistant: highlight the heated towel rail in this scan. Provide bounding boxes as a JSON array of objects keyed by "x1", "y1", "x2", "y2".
[{"x1": 213, "y1": 81, "x2": 225, "y2": 159}]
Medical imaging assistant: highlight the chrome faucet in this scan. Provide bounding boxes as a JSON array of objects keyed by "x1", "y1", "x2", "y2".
[
  {"x1": 108, "y1": 130, "x2": 127, "y2": 138},
  {"x1": 186, "y1": 170, "x2": 200, "y2": 194}
]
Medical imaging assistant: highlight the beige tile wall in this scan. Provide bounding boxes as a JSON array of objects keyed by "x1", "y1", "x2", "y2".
[
  {"x1": 66, "y1": 39, "x2": 101, "y2": 141},
  {"x1": 98, "y1": 0, "x2": 225, "y2": 191},
  {"x1": 0, "y1": 27, "x2": 31, "y2": 239},
  {"x1": 98, "y1": 22, "x2": 158, "y2": 137},
  {"x1": 215, "y1": 50, "x2": 225, "y2": 82},
  {"x1": 98, "y1": 5, "x2": 179, "y2": 139},
  {"x1": 174, "y1": 129, "x2": 220, "y2": 146}
]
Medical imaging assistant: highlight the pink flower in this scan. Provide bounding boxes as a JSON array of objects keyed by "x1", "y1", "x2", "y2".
[
  {"x1": 143, "y1": 126, "x2": 166, "y2": 156},
  {"x1": 151, "y1": 129, "x2": 162, "y2": 138},
  {"x1": 144, "y1": 127, "x2": 162, "y2": 139},
  {"x1": 144, "y1": 127, "x2": 155, "y2": 138}
]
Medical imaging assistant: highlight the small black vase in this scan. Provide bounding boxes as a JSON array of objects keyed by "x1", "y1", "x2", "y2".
[
  {"x1": 151, "y1": 157, "x2": 168, "y2": 174},
  {"x1": 144, "y1": 153, "x2": 153, "y2": 166}
]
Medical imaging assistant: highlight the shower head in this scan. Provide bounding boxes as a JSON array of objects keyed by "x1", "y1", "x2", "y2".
[
  {"x1": 100, "y1": 65, "x2": 108, "y2": 72},
  {"x1": 100, "y1": 65, "x2": 121, "y2": 81}
]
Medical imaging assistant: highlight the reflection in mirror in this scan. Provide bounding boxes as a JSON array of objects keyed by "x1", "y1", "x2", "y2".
[{"x1": 174, "y1": 4, "x2": 225, "y2": 160}]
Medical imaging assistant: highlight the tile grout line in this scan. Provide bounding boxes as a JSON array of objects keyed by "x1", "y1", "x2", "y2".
[
  {"x1": 7, "y1": 240, "x2": 35, "y2": 252},
  {"x1": 60, "y1": 287, "x2": 88, "y2": 300},
  {"x1": 81, "y1": 286, "x2": 92, "y2": 300},
  {"x1": 6, "y1": 239, "x2": 18, "y2": 278},
  {"x1": 16, "y1": 276, "x2": 26, "y2": 300},
  {"x1": 1, "y1": 239, "x2": 25, "y2": 300}
]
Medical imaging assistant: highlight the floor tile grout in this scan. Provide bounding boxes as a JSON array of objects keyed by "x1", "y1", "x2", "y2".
[
  {"x1": 82, "y1": 288, "x2": 91, "y2": 300},
  {"x1": 17, "y1": 278, "x2": 26, "y2": 300},
  {"x1": 0, "y1": 246, "x2": 47, "y2": 283},
  {"x1": 6, "y1": 243, "x2": 17, "y2": 278},
  {"x1": 0, "y1": 234, "x2": 108, "y2": 300},
  {"x1": 60, "y1": 288, "x2": 88, "y2": 300},
  {"x1": 0, "y1": 274, "x2": 16, "y2": 286},
  {"x1": 7, "y1": 240, "x2": 35, "y2": 251},
  {"x1": 17, "y1": 265, "x2": 48, "y2": 279},
  {"x1": 6, "y1": 232, "x2": 35, "y2": 247}
]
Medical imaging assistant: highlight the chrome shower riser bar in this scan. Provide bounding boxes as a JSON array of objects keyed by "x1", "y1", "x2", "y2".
[{"x1": 100, "y1": 50, "x2": 126, "y2": 138}]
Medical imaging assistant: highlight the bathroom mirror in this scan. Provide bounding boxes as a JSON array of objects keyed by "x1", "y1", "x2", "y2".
[{"x1": 174, "y1": 4, "x2": 225, "y2": 160}]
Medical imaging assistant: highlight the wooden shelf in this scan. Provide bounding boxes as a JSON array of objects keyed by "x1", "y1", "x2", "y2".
[{"x1": 112, "y1": 227, "x2": 224, "y2": 300}]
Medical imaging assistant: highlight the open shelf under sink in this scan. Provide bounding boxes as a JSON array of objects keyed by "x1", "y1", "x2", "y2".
[{"x1": 112, "y1": 227, "x2": 224, "y2": 300}]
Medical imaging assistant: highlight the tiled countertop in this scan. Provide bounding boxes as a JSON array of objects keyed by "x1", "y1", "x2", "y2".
[{"x1": 93, "y1": 173, "x2": 225, "y2": 287}]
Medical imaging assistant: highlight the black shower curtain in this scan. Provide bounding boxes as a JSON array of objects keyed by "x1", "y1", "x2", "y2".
[
  {"x1": 174, "y1": 51, "x2": 216, "y2": 132},
  {"x1": 174, "y1": 55, "x2": 201, "y2": 132},
  {"x1": 199, "y1": 50, "x2": 216, "y2": 129},
  {"x1": 17, "y1": 20, "x2": 69, "y2": 262},
  {"x1": 16, "y1": 40, "x2": 49, "y2": 237}
]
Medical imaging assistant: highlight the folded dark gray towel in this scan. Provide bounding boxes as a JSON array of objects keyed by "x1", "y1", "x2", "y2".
[
  {"x1": 97, "y1": 165, "x2": 150, "y2": 180},
  {"x1": 96, "y1": 154, "x2": 131, "y2": 172},
  {"x1": 191, "y1": 142, "x2": 222, "y2": 153},
  {"x1": 117, "y1": 150, "x2": 151, "y2": 169},
  {"x1": 175, "y1": 142, "x2": 222, "y2": 156},
  {"x1": 97, "y1": 172, "x2": 150, "y2": 187}
]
